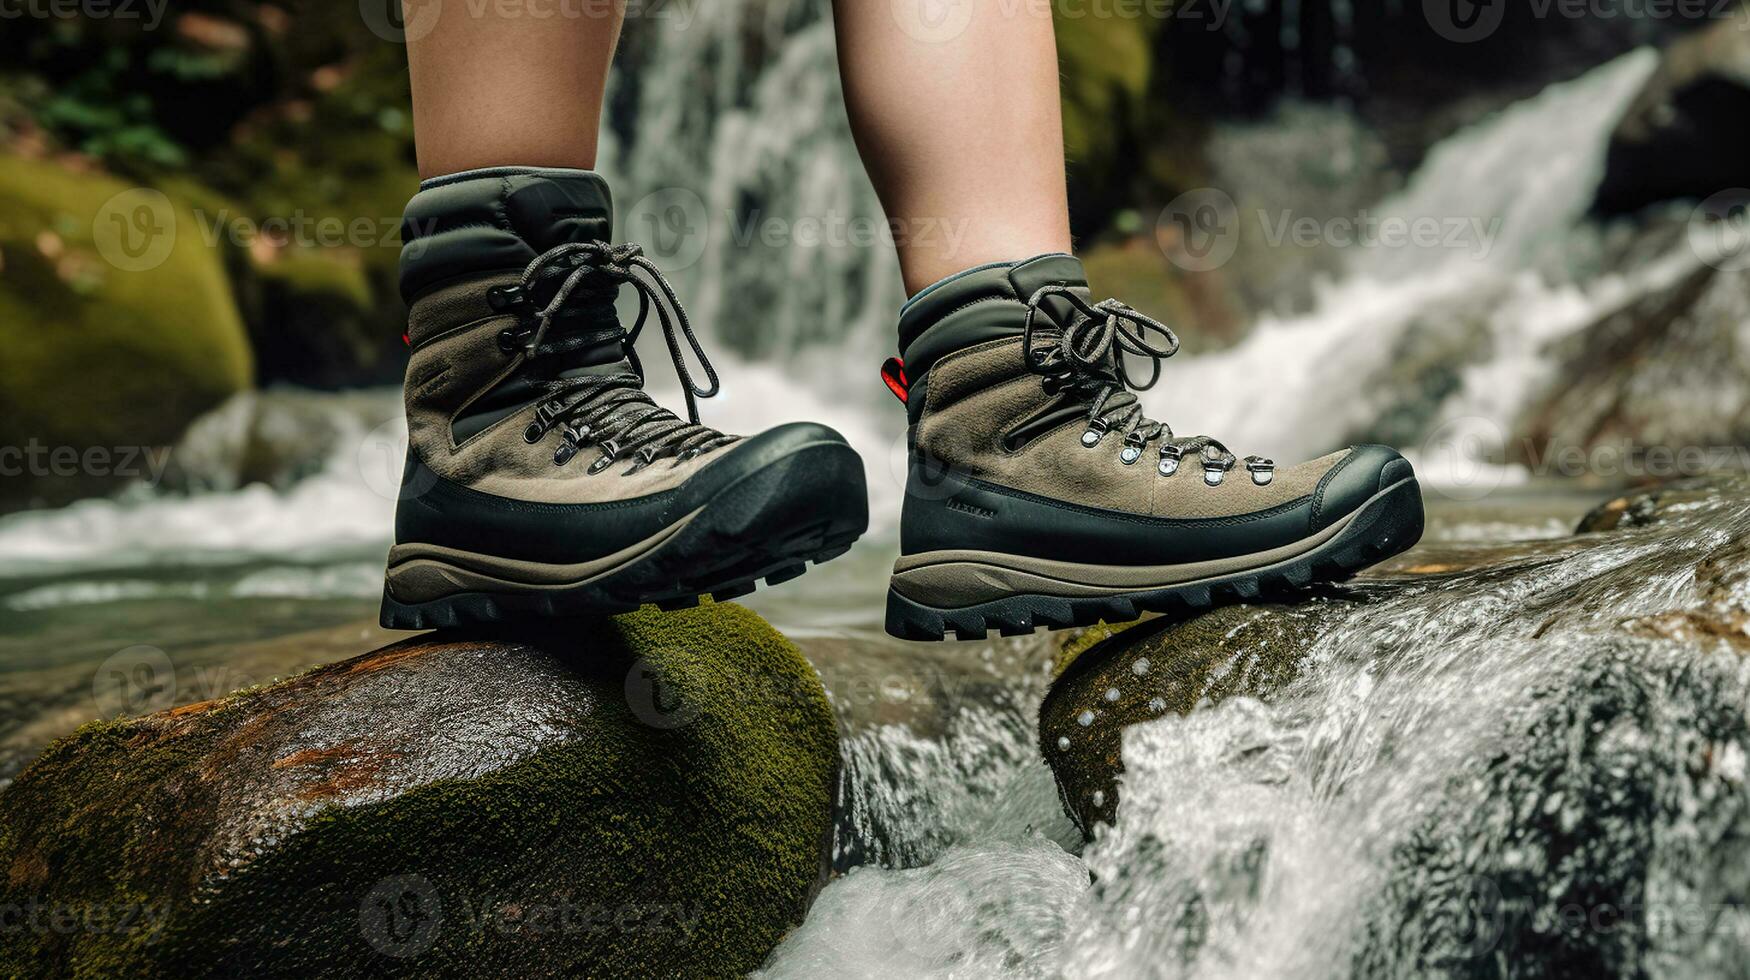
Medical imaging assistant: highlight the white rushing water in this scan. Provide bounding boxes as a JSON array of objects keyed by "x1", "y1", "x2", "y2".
[{"x1": 1141, "y1": 48, "x2": 1666, "y2": 469}]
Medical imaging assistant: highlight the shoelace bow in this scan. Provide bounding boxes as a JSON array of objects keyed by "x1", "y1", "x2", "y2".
[
  {"x1": 1021, "y1": 285, "x2": 1275, "y2": 486},
  {"x1": 514, "y1": 242, "x2": 737, "y2": 474}
]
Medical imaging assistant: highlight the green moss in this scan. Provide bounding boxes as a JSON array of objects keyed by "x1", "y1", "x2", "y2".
[
  {"x1": 1054, "y1": 5, "x2": 1157, "y2": 168},
  {"x1": 0, "y1": 603, "x2": 837, "y2": 978},
  {"x1": 0, "y1": 154, "x2": 252, "y2": 504},
  {"x1": 254, "y1": 249, "x2": 371, "y2": 308}
]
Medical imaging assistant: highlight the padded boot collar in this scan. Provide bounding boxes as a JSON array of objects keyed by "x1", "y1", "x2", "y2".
[
  {"x1": 399, "y1": 167, "x2": 615, "y2": 303},
  {"x1": 896, "y1": 253, "x2": 1090, "y2": 381}
]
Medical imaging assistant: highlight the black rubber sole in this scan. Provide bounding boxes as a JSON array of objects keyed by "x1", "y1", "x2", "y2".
[
  {"x1": 380, "y1": 442, "x2": 869, "y2": 629},
  {"x1": 884, "y1": 477, "x2": 1425, "y2": 642}
]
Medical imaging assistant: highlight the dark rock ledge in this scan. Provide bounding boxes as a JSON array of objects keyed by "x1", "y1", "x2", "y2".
[{"x1": 0, "y1": 603, "x2": 837, "y2": 979}]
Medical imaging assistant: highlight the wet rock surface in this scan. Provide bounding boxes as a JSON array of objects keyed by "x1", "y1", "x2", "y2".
[
  {"x1": 1041, "y1": 602, "x2": 1342, "y2": 833},
  {"x1": 1593, "y1": 17, "x2": 1750, "y2": 217},
  {"x1": 1513, "y1": 263, "x2": 1750, "y2": 471},
  {"x1": 1575, "y1": 480, "x2": 1723, "y2": 533},
  {"x1": 0, "y1": 604, "x2": 837, "y2": 978},
  {"x1": 1039, "y1": 480, "x2": 1750, "y2": 975}
]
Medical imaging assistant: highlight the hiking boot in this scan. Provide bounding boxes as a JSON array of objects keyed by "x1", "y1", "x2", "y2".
[
  {"x1": 379, "y1": 167, "x2": 868, "y2": 629},
  {"x1": 881, "y1": 254, "x2": 1424, "y2": 641}
]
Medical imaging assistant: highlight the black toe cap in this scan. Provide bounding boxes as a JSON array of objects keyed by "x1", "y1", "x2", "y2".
[
  {"x1": 722, "y1": 421, "x2": 853, "y2": 472},
  {"x1": 1311, "y1": 445, "x2": 1417, "y2": 533}
]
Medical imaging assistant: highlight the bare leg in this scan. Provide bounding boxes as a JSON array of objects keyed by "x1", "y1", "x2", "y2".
[
  {"x1": 404, "y1": 0, "x2": 625, "y2": 178},
  {"x1": 832, "y1": 0, "x2": 1074, "y2": 296}
]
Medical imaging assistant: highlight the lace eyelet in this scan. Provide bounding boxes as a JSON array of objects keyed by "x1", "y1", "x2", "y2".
[
  {"x1": 585, "y1": 439, "x2": 622, "y2": 475},
  {"x1": 1119, "y1": 444, "x2": 1142, "y2": 465},
  {"x1": 1203, "y1": 463, "x2": 1226, "y2": 487},
  {"x1": 1158, "y1": 445, "x2": 1183, "y2": 476},
  {"x1": 553, "y1": 442, "x2": 578, "y2": 466},
  {"x1": 1247, "y1": 456, "x2": 1275, "y2": 487},
  {"x1": 524, "y1": 422, "x2": 545, "y2": 444},
  {"x1": 1080, "y1": 419, "x2": 1109, "y2": 448},
  {"x1": 487, "y1": 284, "x2": 528, "y2": 312}
]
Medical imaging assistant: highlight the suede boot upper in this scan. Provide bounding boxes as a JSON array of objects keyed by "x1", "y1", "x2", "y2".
[{"x1": 892, "y1": 255, "x2": 1403, "y2": 562}]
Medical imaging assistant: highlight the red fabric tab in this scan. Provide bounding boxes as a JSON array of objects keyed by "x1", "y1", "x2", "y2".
[
  {"x1": 880, "y1": 357, "x2": 908, "y2": 404},
  {"x1": 401, "y1": 331, "x2": 412, "y2": 348}
]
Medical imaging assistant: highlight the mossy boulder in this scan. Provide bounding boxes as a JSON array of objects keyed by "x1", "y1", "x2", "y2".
[
  {"x1": 0, "y1": 154, "x2": 252, "y2": 508},
  {"x1": 0, "y1": 604, "x2": 838, "y2": 978}
]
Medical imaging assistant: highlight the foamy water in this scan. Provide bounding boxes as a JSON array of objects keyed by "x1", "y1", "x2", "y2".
[{"x1": 0, "y1": 357, "x2": 905, "y2": 580}]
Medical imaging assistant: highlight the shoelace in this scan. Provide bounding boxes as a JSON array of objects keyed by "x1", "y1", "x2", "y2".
[
  {"x1": 512, "y1": 242, "x2": 737, "y2": 474},
  {"x1": 1021, "y1": 285, "x2": 1275, "y2": 487}
]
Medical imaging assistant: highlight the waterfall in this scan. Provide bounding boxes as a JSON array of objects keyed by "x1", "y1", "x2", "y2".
[
  {"x1": 598, "y1": 0, "x2": 901, "y2": 369},
  {"x1": 1141, "y1": 49, "x2": 1666, "y2": 477}
]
